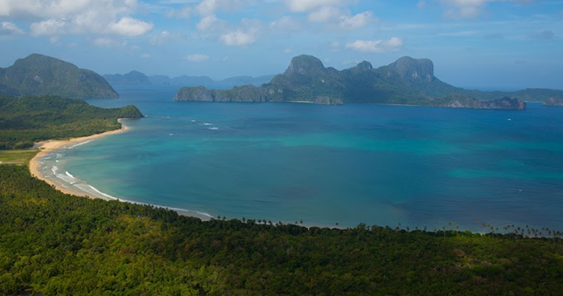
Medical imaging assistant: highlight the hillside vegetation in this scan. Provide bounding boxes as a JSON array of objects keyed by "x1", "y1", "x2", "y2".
[
  {"x1": 0, "y1": 95, "x2": 142, "y2": 149},
  {"x1": 1, "y1": 165, "x2": 563, "y2": 295},
  {"x1": 0, "y1": 54, "x2": 118, "y2": 99}
]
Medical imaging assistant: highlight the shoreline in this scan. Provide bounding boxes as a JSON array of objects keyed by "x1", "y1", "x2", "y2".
[
  {"x1": 28, "y1": 119, "x2": 212, "y2": 221},
  {"x1": 29, "y1": 119, "x2": 131, "y2": 199}
]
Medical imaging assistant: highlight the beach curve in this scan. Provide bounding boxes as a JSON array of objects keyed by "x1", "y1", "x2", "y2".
[
  {"x1": 29, "y1": 118, "x2": 130, "y2": 199},
  {"x1": 28, "y1": 118, "x2": 213, "y2": 221}
]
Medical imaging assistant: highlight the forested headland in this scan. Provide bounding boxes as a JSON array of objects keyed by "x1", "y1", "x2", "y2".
[
  {"x1": 0, "y1": 95, "x2": 142, "y2": 149},
  {"x1": 1, "y1": 165, "x2": 563, "y2": 295}
]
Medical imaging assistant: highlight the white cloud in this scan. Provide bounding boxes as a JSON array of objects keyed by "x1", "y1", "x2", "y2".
[
  {"x1": 0, "y1": 21, "x2": 24, "y2": 35},
  {"x1": 2, "y1": 0, "x2": 152, "y2": 38},
  {"x1": 184, "y1": 54, "x2": 209, "y2": 62},
  {"x1": 196, "y1": 15, "x2": 226, "y2": 31},
  {"x1": 166, "y1": 6, "x2": 191, "y2": 19},
  {"x1": 195, "y1": 0, "x2": 252, "y2": 16},
  {"x1": 92, "y1": 37, "x2": 127, "y2": 48},
  {"x1": 339, "y1": 11, "x2": 372, "y2": 30},
  {"x1": 220, "y1": 28, "x2": 258, "y2": 46},
  {"x1": 438, "y1": 0, "x2": 531, "y2": 19},
  {"x1": 108, "y1": 17, "x2": 153, "y2": 37},
  {"x1": 149, "y1": 30, "x2": 182, "y2": 45},
  {"x1": 269, "y1": 16, "x2": 301, "y2": 31},
  {"x1": 308, "y1": 6, "x2": 341, "y2": 22},
  {"x1": 285, "y1": 0, "x2": 344, "y2": 12},
  {"x1": 345, "y1": 37, "x2": 404, "y2": 53},
  {"x1": 306, "y1": 6, "x2": 372, "y2": 30},
  {"x1": 30, "y1": 19, "x2": 65, "y2": 36}
]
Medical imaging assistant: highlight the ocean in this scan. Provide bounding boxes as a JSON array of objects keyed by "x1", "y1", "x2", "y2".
[{"x1": 36, "y1": 85, "x2": 563, "y2": 231}]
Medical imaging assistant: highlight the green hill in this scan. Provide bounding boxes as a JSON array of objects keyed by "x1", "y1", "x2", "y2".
[
  {"x1": 0, "y1": 95, "x2": 142, "y2": 149},
  {"x1": 0, "y1": 54, "x2": 118, "y2": 99},
  {"x1": 175, "y1": 55, "x2": 563, "y2": 109}
]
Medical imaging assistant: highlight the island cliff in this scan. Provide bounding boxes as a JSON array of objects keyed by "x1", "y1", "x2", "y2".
[
  {"x1": 175, "y1": 55, "x2": 563, "y2": 110},
  {"x1": 0, "y1": 54, "x2": 118, "y2": 99}
]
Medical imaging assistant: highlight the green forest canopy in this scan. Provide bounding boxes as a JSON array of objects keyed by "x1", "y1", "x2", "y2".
[
  {"x1": 1, "y1": 165, "x2": 563, "y2": 295},
  {"x1": 0, "y1": 95, "x2": 142, "y2": 149}
]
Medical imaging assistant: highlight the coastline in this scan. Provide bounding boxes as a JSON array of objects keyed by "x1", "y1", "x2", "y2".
[
  {"x1": 28, "y1": 118, "x2": 212, "y2": 221},
  {"x1": 29, "y1": 119, "x2": 130, "y2": 199}
]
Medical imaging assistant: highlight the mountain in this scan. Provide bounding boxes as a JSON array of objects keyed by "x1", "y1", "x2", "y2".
[
  {"x1": 103, "y1": 71, "x2": 150, "y2": 85},
  {"x1": 0, "y1": 54, "x2": 118, "y2": 99},
  {"x1": 175, "y1": 55, "x2": 563, "y2": 109},
  {"x1": 147, "y1": 74, "x2": 275, "y2": 89},
  {"x1": 103, "y1": 72, "x2": 274, "y2": 89}
]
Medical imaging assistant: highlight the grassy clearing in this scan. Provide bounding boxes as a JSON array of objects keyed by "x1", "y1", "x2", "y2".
[{"x1": 0, "y1": 149, "x2": 38, "y2": 165}]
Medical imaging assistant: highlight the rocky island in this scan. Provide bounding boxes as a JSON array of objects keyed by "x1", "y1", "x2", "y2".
[
  {"x1": 0, "y1": 54, "x2": 118, "y2": 99},
  {"x1": 175, "y1": 55, "x2": 563, "y2": 109}
]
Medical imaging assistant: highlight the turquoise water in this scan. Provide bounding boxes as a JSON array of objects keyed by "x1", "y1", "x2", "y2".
[{"x1": 41, "y1": 85, "x2": 563, "y2": 231}]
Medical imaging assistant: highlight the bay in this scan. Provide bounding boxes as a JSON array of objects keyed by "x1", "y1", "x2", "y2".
[{"x1": 44, "y1": 85, "x2": 563, "y2": 231}]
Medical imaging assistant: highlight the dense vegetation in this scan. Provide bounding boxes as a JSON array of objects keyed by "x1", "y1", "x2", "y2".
[
  {"x1": 0, "y1": 54, "x2": 118, "y2": 99},
  {"x1": 0, "y1": 95, "x2": 142, "y2": 149},
  {"x1": 1, "y1": 164, "x2": 563, "y2": 295},
  {"x1": 175, "y1": 55, "x2": 563, "y2": 108}
]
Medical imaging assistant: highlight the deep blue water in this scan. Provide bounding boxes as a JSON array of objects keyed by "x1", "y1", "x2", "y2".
[{"x1": 39, "y1": 85, "x2": 563, "y2": 231}]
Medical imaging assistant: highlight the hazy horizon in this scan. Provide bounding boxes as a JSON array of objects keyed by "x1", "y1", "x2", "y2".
[{"x1": 1, "y1": 0, "x2": 562, "y2": 90}]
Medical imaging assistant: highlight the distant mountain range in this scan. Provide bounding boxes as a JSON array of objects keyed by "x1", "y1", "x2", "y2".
[
  {"x1": 103, "y1": 71, "x2": 275, "y2": 90},
  {"x1": 174, "y1": 55, "x2": 563, "y2": 110},
  {"x1": 0, "y1": 54, "x2": 118, "y2": 99}
]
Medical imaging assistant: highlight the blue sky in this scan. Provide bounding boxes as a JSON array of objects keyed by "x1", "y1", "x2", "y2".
[{"x1": 0, "y1": 0, "x2": 562, "y2": 90}]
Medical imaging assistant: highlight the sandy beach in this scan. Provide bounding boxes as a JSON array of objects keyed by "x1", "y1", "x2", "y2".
[
  {"x1": 28, "y1": 119, "x2": 212, "y2": 221},
  {"x1": 29, "y1": 119, "x2": 130, "y2": 200}
]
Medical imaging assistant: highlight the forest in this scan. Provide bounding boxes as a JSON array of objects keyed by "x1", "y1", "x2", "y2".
[
  {"x1": 0, "y1": 95, "x2": 142, "y2": 149},
  {"x1": 1, "y1": 164, "x2": 563, "y2": 295}
]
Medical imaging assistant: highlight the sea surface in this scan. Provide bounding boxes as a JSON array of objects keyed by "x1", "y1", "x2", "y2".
[{"x1": 37, "y1": 85, "x2": 563, "y2": 231}]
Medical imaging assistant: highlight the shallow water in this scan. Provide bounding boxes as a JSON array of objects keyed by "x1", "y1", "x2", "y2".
[{"x1": 38, "y1": 85, "x2": 563, "y2": 231}]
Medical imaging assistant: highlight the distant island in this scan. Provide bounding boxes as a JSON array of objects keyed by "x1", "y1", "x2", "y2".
[
  {"x1": 104, "y1": 71, "x2": 274, "y2": 90},
  {"x1": 175, "y1": 55, "x2": 563, "y2": 110},
  {"x1": 0, "y1": 54, "x2": 118, "y2": 99}
]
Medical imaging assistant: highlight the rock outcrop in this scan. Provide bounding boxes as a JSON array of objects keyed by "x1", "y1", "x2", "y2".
[{"x1": 174, "y1": 54, "x2": 563, "y2": 110}]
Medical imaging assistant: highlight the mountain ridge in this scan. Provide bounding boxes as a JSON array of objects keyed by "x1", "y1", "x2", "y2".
[
  {"x1": 175, "y1": 54, "x2": 563, "y2": 109},
  {"x1": 103, "y1": 71, "x2": 275, "y2": 89},
  {"x1": 0, "y1": 54, "x2": 118, "y2": 99}
]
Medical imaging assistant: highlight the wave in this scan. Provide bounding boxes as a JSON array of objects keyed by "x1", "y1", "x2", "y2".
[
  {"x1": 87, "y1": 185, "x2": 119, "y2": 200},
  {"x1": 65, "y1": 171, "x2": 75, "y2": 179},
  {"x1": 208, "y1": 127, "x2": 219, "y2": 131},
  {"x1": 68, "y1": 140, "x2": 92, "y2": 149},
  {"x1": 81, "y1": 185, "x2": 213, "y2": 219},
  {"x1": 51, "y1": 165, "x2": 59, "y2": 174},
  {"x1": 203, "y1": 122, "x2": 213, "y2": 126}
]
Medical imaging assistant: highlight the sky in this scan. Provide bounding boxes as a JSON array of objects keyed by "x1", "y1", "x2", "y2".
[{"x1": 0, "y1": 0, "x2": 562, "y2": 90}]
